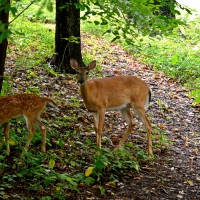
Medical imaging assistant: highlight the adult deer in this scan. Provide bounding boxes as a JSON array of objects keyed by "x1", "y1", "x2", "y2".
[
  {"x1": 0, "y1": 93, "x2": 58, "y2": 154},
  {"x1": 70, "y1": 59, "x2": 153, "y2": 156}
]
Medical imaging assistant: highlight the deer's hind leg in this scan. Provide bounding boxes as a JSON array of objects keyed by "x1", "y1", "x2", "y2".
[
  {"x1": 23, "y1": 113, "x2": 36, "y2": 153},
  {"x1": 131, "y1": 104, "x2": 152, "y2": 156},
  {"x1": 114, "y1": 108, "x2": 135, "y2": 150},
  {"x1": 34, "y1": 114, "x2": 46, "y2": 153}
]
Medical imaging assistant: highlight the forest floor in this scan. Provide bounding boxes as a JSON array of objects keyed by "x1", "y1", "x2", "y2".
[{"x1": 3, "y1": 32, "x2": 200, "y2": 200}]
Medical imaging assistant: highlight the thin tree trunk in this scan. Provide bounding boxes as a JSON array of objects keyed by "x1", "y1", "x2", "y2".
[
  {"x1": 54, "y1": 0, "x2": 84, "y2": 73},
  {"x1": 0, "y1": 0, "x2": 10, "y2": 92}
]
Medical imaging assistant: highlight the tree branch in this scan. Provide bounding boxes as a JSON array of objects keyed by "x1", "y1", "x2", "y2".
[{"x1": 9, "y1": 0, "x2": 35, "y2": 24}]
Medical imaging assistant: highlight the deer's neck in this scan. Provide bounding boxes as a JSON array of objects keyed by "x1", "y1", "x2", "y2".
[
  {"x1": 80, "y1": 82, "x2": 97, "y2": 112},
  {"x1": 80, "y1": 82, "x2": 90, "y2": 102}
]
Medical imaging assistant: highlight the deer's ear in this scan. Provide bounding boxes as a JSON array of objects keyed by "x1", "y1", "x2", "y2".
[
  {"x1": 88, "y1": 60, "x2": 96, "y2": 70},
  {"x1": 70, "y1": 59, "x2": 78, "y2": 70}
]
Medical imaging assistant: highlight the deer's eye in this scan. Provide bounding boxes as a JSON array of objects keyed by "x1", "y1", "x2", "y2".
[{"x1": 85, "y1": 72, "x2": 89, "y2": 75}]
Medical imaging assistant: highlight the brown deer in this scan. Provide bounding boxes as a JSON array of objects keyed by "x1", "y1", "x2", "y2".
[
  {"x1": 70, "y1": 59, "x2": 153, "y2": 156},
  {"x1": 0, "y1": 93, "x2": 58, "y2": 154}
]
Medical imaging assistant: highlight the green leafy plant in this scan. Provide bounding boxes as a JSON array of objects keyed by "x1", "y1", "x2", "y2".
[
  {"x1": 0, "y1": 81, "x2": 9, "y2": 96},
  {"x1": 83, "y1": 141, "x2": 141, "y2": 185}
]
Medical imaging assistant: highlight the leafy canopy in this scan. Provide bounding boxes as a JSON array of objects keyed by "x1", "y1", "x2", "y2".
[
  {"x1": 1, "y1": 0, "x2": 191, "y2": 44},
  {"x1": 81, "y1": 0, "x2": 191, "y2": 43}
]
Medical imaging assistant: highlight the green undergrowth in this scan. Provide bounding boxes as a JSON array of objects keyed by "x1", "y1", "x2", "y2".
[
  {"x1": 8, "y1": 21, "x2": 54, "y2": 68},
  {"x1": 1, "y1": 121, "x2": 166, "y2": 199}
]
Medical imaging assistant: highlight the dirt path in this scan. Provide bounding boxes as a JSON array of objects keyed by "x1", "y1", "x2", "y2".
[{"x1": 73, "y1": 33, "x2": 200, "y2": 199}]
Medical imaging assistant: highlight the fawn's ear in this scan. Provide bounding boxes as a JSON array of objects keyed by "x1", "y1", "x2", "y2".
[
  {"x1": 88, "y1": 60, "x2": 96, "y2": 70},
  {"x1": 70, "y1": 59, "x2": 79, "y2": 70}
]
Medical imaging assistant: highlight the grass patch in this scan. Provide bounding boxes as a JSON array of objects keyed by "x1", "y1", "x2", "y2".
[{"x1": 9, "y1": 20, "x2": 54, "y2": 67}]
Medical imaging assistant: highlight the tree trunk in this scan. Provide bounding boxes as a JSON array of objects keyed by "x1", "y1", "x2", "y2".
[
  {"x1": 54, "y1": 0, "x2": 84, "y2": 73},
  {"x1": 0, "y1": 0, "x2": 10, "y2": 92}
]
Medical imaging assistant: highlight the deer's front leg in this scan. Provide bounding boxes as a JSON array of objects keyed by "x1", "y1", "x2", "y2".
[
  {"x1": 92, "y1": 112, "x2": 99, "y2": 147},
  {"x1": 93, "y1": 109, "x2": 105, "y2": 149}
]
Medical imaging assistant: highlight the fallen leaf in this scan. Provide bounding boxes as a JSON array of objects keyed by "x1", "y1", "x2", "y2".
[
  {"x1": 134, "y1": 177, "x2": 141, "y2": 180},
  {"x1": 184, "y1": 143, "x2": 189, "y2": 147},
  {"x1": 3, "y1": 195, "x2": 10, "y2": 199},
  {"x1": 177, "y1": 194, "x2": 183, "y2": 199},
  {"x1": 179, "y1": 190, "x2": 185, "y2": 195},
  {"x1": 172, "y1": 95, "x2": 179, "y2": 99},
  {"x1": 105, "y1": 182, "x2": 116, "y2": 186},
  {"x1": 56, "y1": 187, "x2": 61, "y2": 191},
  {"x1": 184, "y1": 180, "x2": 194, "y2": 186},
  {"x1": 153, "y1": 74, "x2": 161, "y2": 79},
  {"x1": 158, "y1": 124, "x2": 165, "y2": 129},
  {"x1": 193, "y1": 148, "x2": 198, "y2": 154},
  {"x1": 85, "y1": 167, "x2": 94, "y2": 177},
  {"x1": 8, "y1": 139, "x2": 15, "y2": 146}
]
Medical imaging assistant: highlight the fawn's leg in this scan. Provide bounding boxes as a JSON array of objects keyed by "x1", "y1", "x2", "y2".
[
  {"x1": 35, "y1": 117, "x2": 46, "y2": 152},
  {"x1": 23, "y1": 115, "x2": 35, "y2": 153}
]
